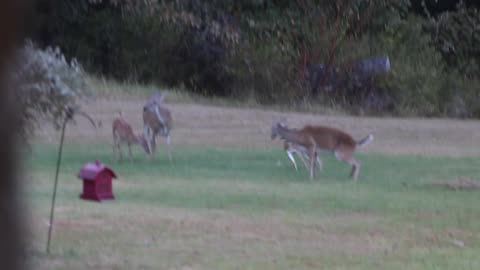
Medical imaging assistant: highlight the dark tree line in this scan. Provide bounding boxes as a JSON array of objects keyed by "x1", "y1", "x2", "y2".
[{"x1": 27, "y1": 0, "x2": 480, "y2": 117}]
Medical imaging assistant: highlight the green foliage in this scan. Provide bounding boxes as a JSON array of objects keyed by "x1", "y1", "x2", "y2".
[
  {"x1": 375, "y1": 17, "x2": 446, "y2": 116},
  {"x1": 30, "y1": 0, "x2": 480, "y2": 117},
  {"x1": 10, "y1": 41, "x2": 91, "y2": 141},
  {"x1": 422, "y1": 2, "x2": 480, "y2": 116}
]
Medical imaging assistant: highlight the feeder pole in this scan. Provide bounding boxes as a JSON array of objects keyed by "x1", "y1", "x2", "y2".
[
  {"x1": 46, "y1": 107, "x2": 73, "y2": 254},
  {"x1": 45, "y1": 106, "x2": 96, "y2": 254}
]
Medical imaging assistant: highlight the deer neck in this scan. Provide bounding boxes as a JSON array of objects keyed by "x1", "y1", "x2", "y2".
[
  {"x1": 277, "y1": 125, "x2": 306, "y2": 145},
  {"x1": 127, "y1": 133, "x2": 139, "y2": 145}
]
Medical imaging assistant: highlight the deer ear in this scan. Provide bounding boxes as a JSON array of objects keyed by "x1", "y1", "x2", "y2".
[
  {"x1": 272, "y1": 115, "x2": 287, "y2": 123},
  {"x1": 272, "y1": 116, "x2": 287, "y2": 128},
  {"x1": 158, "y1": 92, "x2": 167, "y2": 103},
  {"x1": 151, "y1": 89, "x2": 167, "y2": 104},
  {"x1": 272, "y1": 116, "x2": 280, "y2": 125}
]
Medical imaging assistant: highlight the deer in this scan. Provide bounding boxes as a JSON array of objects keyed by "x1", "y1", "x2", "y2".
[
  {"x1": 142, "y1": 90, "x2": 173, "y2": 160},
  {"x1": 283, "y1": 140, "x2": 322, "y2": 172},
  {"x1": 271, "y1": 119, "x2": 373, "y2": 181},
  {"x1": 112, "y1": 112, "x2": 149, "y2": 161}
]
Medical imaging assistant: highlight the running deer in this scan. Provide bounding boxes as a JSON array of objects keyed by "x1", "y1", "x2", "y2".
[
  {"x1": 271, "y1": 119, "x2": 373, "y2": 181},
  {"x1": 112, "y1": 113, "x2": 149, "y2": 161},
  {"x1": 143, "y1": 91, "x2": 173, "y2": 160},
  {"x1": 284, "y1": 140, "x2": 322, "y2": 172}
]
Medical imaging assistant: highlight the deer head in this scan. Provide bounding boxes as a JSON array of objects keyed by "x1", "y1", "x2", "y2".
[
  {"x1": 144, "y1": 89, "x2": 167, "y2": 109},
  {"x1": 271, "y1": 117, "x2": 287, "y2": 140},
  {"x1": 136, "y1": 133, "x2": 151, "y2": 154}
]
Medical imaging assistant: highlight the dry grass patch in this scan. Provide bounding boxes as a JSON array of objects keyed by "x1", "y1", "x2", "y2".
[{"x1": 429, "y1": 177, "x2": 480, "y2": 191}]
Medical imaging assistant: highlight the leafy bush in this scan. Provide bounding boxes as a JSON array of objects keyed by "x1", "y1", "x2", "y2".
[
  {"x1": 373, "y1": 17, "x2": 446, "y2": 116},
  {"x1": 422, "y1": 2, "x2": 480, "y2": 117},
  {"x1": 424, "y1": 2, "x2": 480, "y2": 79},
  {"x1": 29, "y1": 0, "x2": 480, "y2": 118},
  {"x1": 9, "y1": 40, "x2": 91, "y2": 140}
]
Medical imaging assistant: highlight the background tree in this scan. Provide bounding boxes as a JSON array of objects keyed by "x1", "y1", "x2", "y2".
[{"x1": 27, "y1": 0, "x2": 480, "y2": 117}]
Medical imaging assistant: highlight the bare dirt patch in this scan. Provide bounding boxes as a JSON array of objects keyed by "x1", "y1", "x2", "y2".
[
  {"x1": 429, "y1": 177, "x2": 480, "y2": 191},
  {"x1": 35, "y1": 98, "x2": 480, "y2": 156}
]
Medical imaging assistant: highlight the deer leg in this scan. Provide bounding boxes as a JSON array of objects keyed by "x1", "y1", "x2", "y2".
[
  {"x1": 298, "y1": 151, "x2": 310, "y2": 172},
  {"x1": 117, "y1": 144, "x2": 123, "y2": 161},
  {"x1": 150, "y1": 133, "x2": 156, "y2": 161},
  {"x1": 152, "y1": 135, "x2": 157, "y2": 160},
  {"x1": 286, "y1": 150, "x2": 298, "y2": 171},
  {"x1": 166, "y1": 134, "x2": 172, "y2": 161},
  {"x1": 350, "y1": 158, "x2": 360, "y2": 181},
  {"x1": 154, "y1": 106, "x2": 166, "y2": 126},
  {"x1": 334, "y1": 150, "x2": 360, "y2": 181},
  {"x1": 308, "y1": 146, "x2": 316, "y2": 181},
  {"x1": 143, "y1": 126, "x2": 150, "y2": 154},
  {"x1": 128, "y1": 143, "x2": 133, "y2": 162},
  {"x1": 143, "y1": 126, "x2": 154, "y2": 159},
  {"x1": 315, "y1": 153, "x2": 323, "y2": 172},
  {"x1": 113, "y1": 132, "x2": 119, "y2": 161},
  {"x1": 112, "y1": 137, "x2": 117, "y2": 161}
]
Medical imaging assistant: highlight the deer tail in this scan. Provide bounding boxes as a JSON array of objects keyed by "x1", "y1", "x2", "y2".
[{"x1": 357, "y1": 134, "x2": 374, "y2": 147}]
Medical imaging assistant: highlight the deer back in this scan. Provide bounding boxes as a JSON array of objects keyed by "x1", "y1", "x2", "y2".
[
  {"x1": 303, "y1": 125, "x2": 356, "y2": 151},
  {"x1": 142, "y1": 105, "x2": 172, "y2": 134}
]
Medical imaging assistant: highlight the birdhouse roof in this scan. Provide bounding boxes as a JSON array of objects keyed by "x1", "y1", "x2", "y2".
[{"x1": 77, "y1": 160, "x2": 117, "y2": 181}]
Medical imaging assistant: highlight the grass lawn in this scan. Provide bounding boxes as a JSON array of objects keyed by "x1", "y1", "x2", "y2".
[{"x1": 25, "y1": 144, "x2": 480, "y2": 270}]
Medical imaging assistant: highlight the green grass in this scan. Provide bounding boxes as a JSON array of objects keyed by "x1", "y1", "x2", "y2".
[{"x1": 25, "y1": 144, "x2": 480, "y2": 270}]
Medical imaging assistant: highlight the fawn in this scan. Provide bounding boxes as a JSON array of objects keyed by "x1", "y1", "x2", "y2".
[
  {"x1": 283, "y1": 140, "x2": 322, "y2": 172},
  {"x1": 112, "y1": 113, "x2": 149, "y2": 161}
]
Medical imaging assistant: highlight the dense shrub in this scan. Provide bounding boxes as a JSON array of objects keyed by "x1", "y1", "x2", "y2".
[
  {"x1": 422, "y1": 2, "x2": 480, "y2": 117},
  {"x1": 29, "y1": 0, "x2": 480, "y2": 118},
  {"x1": 9, "y1": 40, "x2": 91, "y2": 140}
]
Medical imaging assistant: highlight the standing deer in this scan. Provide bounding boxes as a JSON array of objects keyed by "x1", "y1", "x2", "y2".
[
  {"x1": 112, "y1": 112, "x2": 149, "y2": 161},
  {"x1": 143, "y1": 91, "x2": 173, "y2": 160},
  {"x1": 283, "y1": 140, "x2": 322, "y2": 172},
  {"x1": 271, "y1": 119, "x2": 373, "y2": 181}
]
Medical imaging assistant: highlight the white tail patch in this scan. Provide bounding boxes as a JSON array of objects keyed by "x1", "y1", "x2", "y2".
[{"x1": 357, "y1": 134, "x2": 374, "y2": 147}]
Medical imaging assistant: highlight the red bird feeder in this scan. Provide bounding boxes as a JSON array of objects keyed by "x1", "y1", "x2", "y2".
[{"x1": 77, "y1": 160, "x2": 117, "y2": 202}]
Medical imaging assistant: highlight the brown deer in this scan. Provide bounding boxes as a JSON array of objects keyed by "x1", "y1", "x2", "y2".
[
  {"x1": 284, "y1": 140, "x2": 322, "y2": 172},
  {"x1": 271, "y1": 119, "x2": 373, "y2": 181},
  {"x1": 143, "y1": 91, "x2": 173, "y2": 160},
  {"x1": 112, "y1": 112, "x2": 149, "y2": 161}
]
